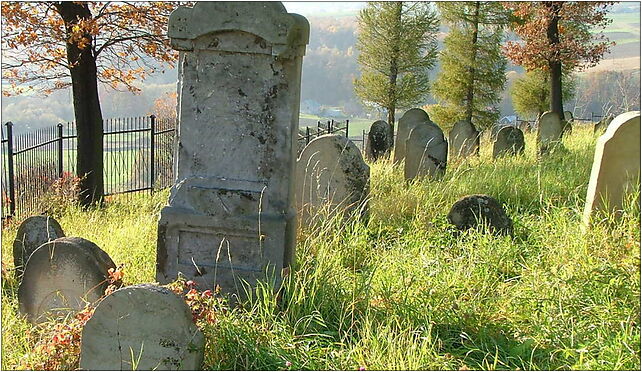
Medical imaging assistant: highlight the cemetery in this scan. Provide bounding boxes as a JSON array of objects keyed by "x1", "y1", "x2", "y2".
[{"x1": 0, "y1": 1, "x2": 640, "y2": 371}]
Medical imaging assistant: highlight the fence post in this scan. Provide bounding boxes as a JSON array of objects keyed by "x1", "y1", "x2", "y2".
[
  {"x1": 306, "y1": 126, "x2": 310, "y2": 144},
  {"x1": 345, "y1": 119, "x2": 350, "y2": 138},
  {"x1": 6, "y1": 122, "x2": 15, "y2": 217},
  {"x1": 317, "y1": 121, "x2": 321, "y2": 136},
  {"x1": 57, "y1": 123, "x2": 64, "y2": 178},
  {"x1": 149, "y1": 115, "x2": 156, "y2": 194},
  {"x1": 327, "y1": 120, "x2": 331, "y2": 133}
]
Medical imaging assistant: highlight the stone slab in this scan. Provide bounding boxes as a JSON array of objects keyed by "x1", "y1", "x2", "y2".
[
  {"x1": 448, "y1": 120, "x2": 479, "y2": 159},
  {"x1": 394, "y1": 108, "x2": 431, "y2": 164},
  {"x1": 583, "y1": 111, "x2": 640, "y2": 225},
  {"x1": 447, "y1": 194, "x2": 513, "y2": 236},
  {"x1": 18, "y1": 237, "x2": 116, "y2": 324},
  {"x1": 493, "y1": 126, "x2": 525, "y2": 158},
  {"x1": 13, "y1": 215, "x2": 65, "y2": 278},
  {"x1": 80, "y1": 284, "x2": 204, "y2": 371},
  {"x1": 404, "y1": 121, "x2": 448, "y2": 181},
  {"x1": 365, "y1": 120, "x2": 392, "y2": 161},
  {"x1": 537, "y1": 111, "x2": 564, "y2": 155}
]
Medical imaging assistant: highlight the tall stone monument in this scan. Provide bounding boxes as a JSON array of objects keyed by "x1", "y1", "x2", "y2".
[
  {"x1": 583, "y1": 111, "x2": 640, "y2": 226},
  {"x1": 537, "y1": 111, "x2": 564, "y2": 156},
  {"x1": 448, "y1": 120, "x2": 479, "y2": 159},
  {"x1": 404, "y1": 121, "x2": 448, "y2": 181},
  {"x1": 157, "y1": 2, "x2": 309, "y2": 297}
]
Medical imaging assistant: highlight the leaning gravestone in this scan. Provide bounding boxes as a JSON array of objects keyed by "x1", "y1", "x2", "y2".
[
  {"x1": 404, "y1": 120, "x2": 448, "y2": 181},
  {"x1": 394, "y1": 108, "x2": 431, "y2": 164},
  {"x1": 594, "y1": 114, "x2": 614, "y2": 133},
  {"x1": 447, "y1": 194, "x2": 513, "y2": 236},
  {"x1": 80, "y1": 284, "x2": 205, "y2": 370},
  {"x1": 157, "y1": 2, "x2": 309, "y2": 297},
  {"x1": 537, "y1": 111, "x2": 564, "y2": 155},
  {"x1": 493, "y1": 126, "x2": 525, "y2": 158},
  {"x1": 296, "y1": 134, "x2": 370, "y2": 223},
  {"x1": 365, "y1": 120, "x2": 392, "y2": 161},
  {"x1": 13, "y1": 215, "x2": 65, "y2": 278},
  {"x1": 18, "y1": 237, "x2": 116, "y2": 324},
  {"x1": 448, "y1": 120, "x2": 479, "y2": 159},
  {"x1": 583, "y1": 111, "x2": 641, "y2": 226}
]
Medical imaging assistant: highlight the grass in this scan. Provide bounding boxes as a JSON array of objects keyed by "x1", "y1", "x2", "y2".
[{"x1": 1, "y1": 124, "x2": 640, "y2": 370}]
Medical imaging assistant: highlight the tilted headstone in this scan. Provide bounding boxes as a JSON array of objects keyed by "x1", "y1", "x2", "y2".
[
  {"x1": 404, "y1": 120, "x2": 448, "y2": 181},
  {"x1": 447, "y1": 194, "x2": 513, "y2": 236},
  {"x1": 448, "y1": 120, "x2": 479, "y2": 159},
  {"x1": 18, "y1": 237, "x2": 116, "y2": 324},
  {"x1": 365, "y1": 120, "x2": 392, "y2": 161},
  {"x1": 493, "y1": 126, "x2": 525, "y2": 158},
  {"x1": 537, "y1": 111, "x2": 564, "y2": 155},
  {"x1": 12, "y1": 215, "x2": 65, "y2": 278},
  {"x1": 394, "y1": 108, "x2": 431, "y2": 164},
  {"x1": 296, "y1": 134, "x2": 370, "y2": 223},
  {"x1": 157, "y1": 2, "x2": 309, "y2": 297},
  {"x1": 80, "y1": 284, "x2": 205, "y2": 371},
  {"x1": 594, "y1": 114, "x2": 614, "y2": 133},
  {"x1": 583, "y1": 111, "x2": 641, "y2": 226}
]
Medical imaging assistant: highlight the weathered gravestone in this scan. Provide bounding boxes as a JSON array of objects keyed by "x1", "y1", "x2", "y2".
[
  {"x1": 365, "y1": 120, "x2": 392, "y2": 161},
  {"x1": 448, "y1": 120, "x2": 479, "y2": 159},
  {"x1": 563, "y1": 110, "x2": 573, "y2": 134},
  {"x1": 404, "y1": 120, "x2": 448, "y2": 181},
  {"x1": 493, "y1": 126, "x2": 525, "y2": 158},
  {"x1": 296, "y1": 134, "x2": 370, "y2": 223},
  {"x1": 537, "y1": 111, "x2": 564, "y2": 155},
  {"x1": 583, "y1": 111, "x2": 641, "y2": 226},
  {"x1": 394, "y1": 108, "x2": 431, "y2": 164},
  {"x1": 594, "y1": 114, "x2": 614, "y2": 133},
  {"x1": 447, "y1": 194, "x2": 513, "y2": 236},
  {"x1": 157, "y1": 2, "x2": 309, "y2": 296},
  {"x1": 80, "y1": 284, "x2": 205, "y2": 371},
  {"x1": 18, "y1": 237, "x2": 116, "y2": 324},
  {"x1": 12, "y1": 215, "x2": 65, "y2": 278}
]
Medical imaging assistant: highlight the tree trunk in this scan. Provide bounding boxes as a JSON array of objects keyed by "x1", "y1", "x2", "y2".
[
  {"x1": 546, "y1": 2, "x2": 564, "y2": 117},
  {"x1": 387, "y1": 1, "x2": 403, "y2": 148},
  {"x1": 55, "y1": 2, "x2": 104, "y2": 207},
  {"x1": 464, "y1": 1, "x2": 480, "y2": 124}
]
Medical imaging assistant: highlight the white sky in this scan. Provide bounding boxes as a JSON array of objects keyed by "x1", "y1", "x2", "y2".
[{"x1": 283, "y1": 2, "x2": 366, "y2": 16}]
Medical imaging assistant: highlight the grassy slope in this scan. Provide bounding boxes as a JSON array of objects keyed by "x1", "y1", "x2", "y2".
[{"x1": 1, "y1": 125, "x2": 640, "y2": 370}]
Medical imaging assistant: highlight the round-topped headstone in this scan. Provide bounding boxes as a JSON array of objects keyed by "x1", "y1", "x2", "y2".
[
  {"x1": 448, "y1": 120, "x2": 479, "y2": 159},
  {"x1": 18, "y1": 237, "x2": 116, "y2": 324},
  {"x1": 13, "y1": 215, "x2": 65, "y2": 278},
  {"x1": 404, "y1": 120, "x2": 448, "y2": 181},
  {"x1": 80, "y1": 284, "x2": 205, "y2": 371},
  {"x1": 447, "y1": 194, "x2": 513, "y2": 236},
  {"x1": 365, "y1": 120, "x2": 392, "y2": 161},
  {"x1": 394, "y1": 108, "x2": 431, "y2": 164},
  {"x1": 493, "y1": 126, "x2": 525, "y2": 158},
  {"x1": 537, "y1": 111, "x2": 564, "y2": 155}
]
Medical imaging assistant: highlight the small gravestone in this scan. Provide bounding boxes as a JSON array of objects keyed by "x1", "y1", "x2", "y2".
[
  {"x1": 18, "y1": 237, "x2": 116, "y2": 324},
  {"x1": 157, "y1": 2, "x2": 309, "y2": 297},
  {"x1": 493, "y1": 126, "x2": 525, "y2": 158},
  {"x1": 394, "y1": 108, "x2": 431, "y2": 164},
  {"x1": 404, "y1": 120, "x2": 448, "y2": 181},
  {"x1": 12, "y1": 215, "x2": 65, "y2": 278},
  {"x1": 563, "y1": 110, "x2": 573, "y2": 134},
  {"x1": 583, "y1": 111, "x2": 641, "y2": 226},
  {"x1": 537, "y1": 111, "x2": 564, "y2": 155},
  {"x1": 448, "y1": 120, "x2": 479, "y2": 159},
  {"x1": 365, "y1": 120, "x2": 392, "y2": 161},
  {"x1": 594, "y1": 114, "x2": 614, "y2": 133},
  {"x1": 447, "y1": 195, "x2": 513, "y2": 236},
  {"x1": 296, "y1": 134, "x2": 370, "y2": 223},
  {"x1": 80, "y1": 284, "x2": 204, "y2": 370}
]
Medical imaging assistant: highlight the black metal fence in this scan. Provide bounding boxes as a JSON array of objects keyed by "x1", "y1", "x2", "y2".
[
  {"x1": 297, "y1": 119, "x2": 349, "y2": 147},
  {"x1": 1, "y1": 116, "x2": 176, "y2": 218}
]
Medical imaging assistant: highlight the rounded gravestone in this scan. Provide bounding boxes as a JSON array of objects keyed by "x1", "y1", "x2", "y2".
[
  {"x1": 537, "y1": 111, "x2": 564, "y2": 155},
  {"x1": 80, "y1": 284, "x2": 204, "y2": 370},
  {"x1": 394, "y1": 108, "x2": 431, "y2": 164},
  {"x1": 448, "y1": 120, "x2": 479, "y2": 159},
  {"x1": 447, "y1": 195, "x2": 513, "y2": 236},
  {"x1": 18, "y1": 237, "x2": 116, "y2": 324},
  {"x1": 13, "y1": 215, "x2": 65, "y2": 278},
  {"x1": 404, "y1": 121, "x2": 448, "y2": 181},
  {"x1": 365, "y1": 120, "x2": 392, "y2": 161},
  {"x1": 493, "y1": 126, "x2": 525, "y2": 158},
  {"x1": 296, "y1": 134, "x2": 370, "y2": 222}
]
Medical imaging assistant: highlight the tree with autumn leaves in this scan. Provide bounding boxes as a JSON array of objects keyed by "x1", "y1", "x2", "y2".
[
  {"x1": 2, "y1": 2, "x2": 180, "y2": 206},
  {"x1": 503, "y1": 1, "x2": 614, "y2": 118}
]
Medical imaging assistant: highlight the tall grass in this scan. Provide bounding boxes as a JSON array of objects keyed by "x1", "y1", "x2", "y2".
[{"x1": 1, "y1": 125, "x2": 639, "y2": 370}]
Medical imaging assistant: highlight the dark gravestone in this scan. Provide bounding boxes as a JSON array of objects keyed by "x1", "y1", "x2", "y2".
[
  {"x1": 13, "y1": 215, "x2": 65, "y2": 278},
  {"x1": 365, "y1": 120, "x2": 392, "y2": 161},
  {"x1": 448, "y1": 120, "x2": 480, "y2": 159},
  {"x1": 18, "y1": 237, "x2": 116, "y2": 324},
  {"x1": 493, "y1": 127, "x2": 525, "y2": 158},
  {"x1": 404, "y1": 121, "x2": 448, "y2": 181},
  {"x1": 447, "y1": 194, "x2": 513, "y2": 236}
]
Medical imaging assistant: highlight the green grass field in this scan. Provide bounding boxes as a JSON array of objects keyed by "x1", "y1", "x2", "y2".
[{"x1": 1, "y1": 124, "x2": 639, "y2": 370}]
